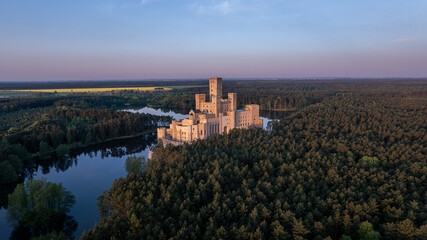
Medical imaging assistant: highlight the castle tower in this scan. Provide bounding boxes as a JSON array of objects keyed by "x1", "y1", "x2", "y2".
[
  {"x1": 209, "y1": 77, "x2": 222, "y2": 100},
  {"x1": 228, "y1": 93, "x2": 237, "y2": 112},
  {"x1": 157, "y1": 127, "x2": 167, "y2": 141},
  {"x1": 209, "y1": 77, "x2": 222, "y2": 117},
  {"x1": 195, "y1": 94, "x2": 206, "y2": 110}
]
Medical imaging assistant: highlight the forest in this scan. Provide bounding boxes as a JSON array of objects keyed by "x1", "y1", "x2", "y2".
[
  {"x1": 80, "y1": 80, "x2": 426, "y2": 240},
  {"x1": 0, "y1": 95, "x2": 172, "y2": 184}
]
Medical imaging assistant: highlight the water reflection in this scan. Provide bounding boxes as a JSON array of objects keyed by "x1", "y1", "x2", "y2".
[
  {"x1": 10, "y1": 215, "x2": 77, "y2": 240},
  {"x1": 7, "y1": 179, "x2": 78, "y2": 240},
  {"x1": 35, "y1": 133, "x2": 157, "y2": 176},
  {"x1": 0, "y1": 133, "x2": 158, "y2": 238},
  {"x1": 0, "y1": 183, "x2": 17, "y2": 209},
  {"x1": 69, "y1": 133, "x2": 156, "y2": 159}
]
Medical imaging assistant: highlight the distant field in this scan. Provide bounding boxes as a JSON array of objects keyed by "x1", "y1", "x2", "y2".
[
  {"x1": 9, "y1": 87, "x2": 173, "y2": 93},
  {"x1": 0, "y1": 91, "x2": 33, "y2": 97}
]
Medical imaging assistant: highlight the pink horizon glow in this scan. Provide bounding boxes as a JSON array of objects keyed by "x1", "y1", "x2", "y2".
[{"x1": 1, "y1": 50, "x2": 426, "y2": 81}]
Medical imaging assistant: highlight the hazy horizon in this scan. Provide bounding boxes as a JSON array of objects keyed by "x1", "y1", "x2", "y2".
[
  {"x1": 1, "y1": 77, "x2": 427, "y2": 84},
  {"x1": 1, "y1": 0, "x2": 427, "y2": 81}
]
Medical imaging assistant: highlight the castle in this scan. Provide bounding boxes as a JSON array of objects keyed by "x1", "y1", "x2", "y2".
[{"x1": 157, "y1": 77, "x2": 263, "y2": 146}]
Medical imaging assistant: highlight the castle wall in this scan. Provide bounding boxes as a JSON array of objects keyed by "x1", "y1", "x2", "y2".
[
  {"x1": 198, "y1": 122, "x2": 207, "y2": 139},
  {"x1": 246, "y1": 105, "x2": 260, "y2": 124},
  {"x1": 176, "y1": 125, "x2": 192, "y2": 142},
  {"x1": 221, "y1": 115, "x2": 233, "y2": 134},
  {"x1": 236, "y1": 110, "x2": 252, "y2": 128},
  {"x1": 207, "y1": 117, "x2": 221, "y2": 136},
  {"x1": 228, "y1": 110, "x2": 236, "y2": 130},
  {"x1": 201, "y1": 102, "x2": 215, "y2": 114}
]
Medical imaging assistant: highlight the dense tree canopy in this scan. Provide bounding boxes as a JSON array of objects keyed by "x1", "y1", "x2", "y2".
[{"x1": 82, "y1": 89, "x2": 426, "y2": 240}]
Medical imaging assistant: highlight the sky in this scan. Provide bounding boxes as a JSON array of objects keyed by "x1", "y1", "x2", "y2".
[{"x1": 1, "y1": 0, "x2": 427, "y2": 81}]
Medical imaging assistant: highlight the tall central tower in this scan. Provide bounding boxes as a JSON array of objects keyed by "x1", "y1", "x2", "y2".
[
  {"x1": 209, "y1": 77, "x2": 222, "y2": 117},
  {"x1": 209, "y1": 77, "x2": 222, "y2": 100}
]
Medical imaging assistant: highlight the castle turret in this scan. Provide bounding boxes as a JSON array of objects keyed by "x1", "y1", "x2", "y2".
[
  {"x1": 195, "y1": 94, "x2": 206, "y2": 110},
  {"x1": 157, "y1": 127, "x2": 167, "y2": 141},
  {"x1": 228, "y1": 93, "x2": 237, "y2": 111}
]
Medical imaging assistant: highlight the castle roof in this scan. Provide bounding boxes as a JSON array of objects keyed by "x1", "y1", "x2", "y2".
[{"x1": 189, "y1": 109, "x2": 201, "y2": 114}]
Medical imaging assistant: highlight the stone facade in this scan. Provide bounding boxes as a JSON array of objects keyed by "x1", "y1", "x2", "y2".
[{"x1": 157, "y1": 77, "x2": 263, "y2": 145}]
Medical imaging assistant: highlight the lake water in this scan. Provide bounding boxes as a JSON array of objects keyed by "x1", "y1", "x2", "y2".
[{"x1": 0, "y1": 107, "x2": 278, "y2": 239}]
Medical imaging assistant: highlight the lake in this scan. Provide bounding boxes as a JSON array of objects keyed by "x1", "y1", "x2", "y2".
[{"x1": 0, "y1": 107, "x2": 279, "y2": 238}]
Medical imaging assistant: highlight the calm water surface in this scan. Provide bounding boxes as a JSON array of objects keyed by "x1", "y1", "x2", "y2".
[
  {"x1": 0, "y1": 134, "x2": 156, "y2": 238},
  {"x1": 0, "y1": 107, "x2": 277, "y2": 239}
]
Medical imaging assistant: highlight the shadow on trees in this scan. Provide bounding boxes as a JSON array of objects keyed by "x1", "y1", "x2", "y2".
[
  {"x1": 7, "y1": 179, "x2": 78, "y2": 240},
  {"x1": 10, "y1": 214, "x2": 78, "y2": 240}
]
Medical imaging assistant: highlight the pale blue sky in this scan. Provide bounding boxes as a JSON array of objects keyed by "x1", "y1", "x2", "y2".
[{"x1": 1, "y1": 0, "x2": 426, "y2": 81}]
